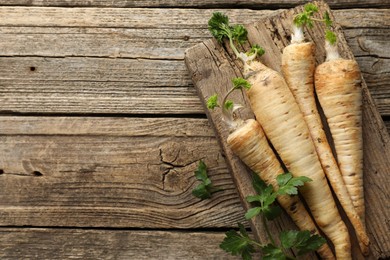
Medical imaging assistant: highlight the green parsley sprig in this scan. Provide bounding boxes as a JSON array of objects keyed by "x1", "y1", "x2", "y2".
[
  {"x1": 208, "y1": 12, "x2": 265, "y2": 65},
  {"x1": 322, "y1": 11, "x2": 337, "y2": 46},
  {"x1": 192, "y1": 160, "x2": 221, "y2": 200},
  {"x1": 207, "y1": 77, "x2": 251, "y2": 131},
  {"x1": 220, "y1": 173, "x2": 326, "y2": 259},
  {"x1": 293, "y1": 3, "x2": 319, "y2": 28}
]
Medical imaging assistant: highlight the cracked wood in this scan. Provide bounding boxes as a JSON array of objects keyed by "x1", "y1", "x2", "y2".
[
  {"x1": 0, "y1": 116, "x2": 246, "y2": 228},
  {"x1": 185, "y1": 1, "x2": 390, "y2": 258}
]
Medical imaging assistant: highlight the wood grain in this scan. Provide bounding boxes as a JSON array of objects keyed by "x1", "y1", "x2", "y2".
[
  {"x1": 0, "y1": 228, "x2": 248, "y2": 259},
  {"x1": 0, "y1": 116, "x2": 214, "y2": 137},
  {"x1": 1, "y1": 0, "x2": 388, "y2": 8},
  {"x1": 0, "y1": 8, "x2": 389, "y2": 116},
  {"x1": 0, "y1": 116, "x2": 246, "y2": 228},
  {"x1": 185, "y1": 1, "x2": 390, "y2": 258}
]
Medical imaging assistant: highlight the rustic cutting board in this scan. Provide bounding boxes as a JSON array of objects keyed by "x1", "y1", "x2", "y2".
[{"x1": 185, "y1": 1, "x2": 389, "y2": 259}]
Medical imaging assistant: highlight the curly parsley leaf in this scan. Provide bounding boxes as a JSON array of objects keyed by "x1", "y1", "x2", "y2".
[
  {"x1": 192, "y1": 160, "x2": 221, "y2": 200},
  {"x1": 207, "y1": 94, "x2": 219, "y2": 110},
  {"x1": 232, "y1": 77, "x2": 251, "y2": 90},
  {"x1": 232, "y1": 24, "x2": 248, "y2": 44},
  {"x1": 304, "y1": 3, "x2": 319, "y2": 14},
  {"x1": 293, "y1": 3, "x2": 319, "y2": 28},
  {"x1": 220, "y1": 223, "x2": 256, "y2": 260},
  {"x1": 325, "y1": 29, "x2": 337, "y2": 45},
  {"x1": 208, "y1": 12, "x2": 231, "y2": 43},
  {"x1": 247, "y1": 44, "x2": 265, "y2": 58}
]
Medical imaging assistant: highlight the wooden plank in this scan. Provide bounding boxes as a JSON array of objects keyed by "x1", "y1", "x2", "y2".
[
  {"x1": 0, "y1": 57, "x2": 388, "y2": 116},
  {"x1": 0, "y1": 7, "x2": 276, "y2": 29},
  {"x1": 0, "y1": 116, "x2": 214, "y2": 137},
  {"x1": 1, "y1": 25, "x2": 389, "y2": 60},
  {"x1": 0, "y1": 7, "x2": 388, "y2": 29},
  {"x1": 0, "y1": 228, "x2": 247, "y2": 259},
  {"x1": 1, "y1": 0, "x2": 388, "y2": 8},
  {"x1": 0, "y1": 9, "x2": 389, "y2": 116},
  {"x1": 0, "y1": 116, "x2": 246, "y2": 228},
  {"x1": 185, "y1": 1, "x2": 390, "y2": 259}
]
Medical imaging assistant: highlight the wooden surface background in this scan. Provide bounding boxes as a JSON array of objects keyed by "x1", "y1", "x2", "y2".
[{"x1": 0, "y1": 0, "x2": 389, "y2": 259}]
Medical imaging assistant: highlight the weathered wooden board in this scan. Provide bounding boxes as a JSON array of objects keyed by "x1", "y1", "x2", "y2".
[
  {"x1": 0, "y1": 8, "x2": 389, "y2": 116},
  {"x1": 0, "y1": 56, "x2": 388, "y2": 116},
  {"x1": 0, "y1": 228, "x2": 250, "y2": 259},
  {"x1": 0, "y1": 7, "x2": 388, "y2": 29},
  {"x1": 0, "y1": 116, "x2": 249, "y2": 228},
  {"x1": 1, "y1": 0, "x2": 387, "y2": 8},
  {"x1": 185, "y1": 1, "x2": 390, "y2": 259}
]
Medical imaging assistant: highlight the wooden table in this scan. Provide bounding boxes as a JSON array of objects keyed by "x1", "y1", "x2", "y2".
[{"x1": 0, "y1": 1, "x2": 389, "y2": 259}]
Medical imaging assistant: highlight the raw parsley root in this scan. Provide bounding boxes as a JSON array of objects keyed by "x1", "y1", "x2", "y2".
[
  {"x1": 283, "y1": 4, "x2": 369, "y2": 257},
  {"x1": 246, "y1": 36, "x2": 353, "y2": 259},
  {"x1": 314, "y1": 12, "x2": 369, "y2": 255},
  {"x1": 220, "y1": 174, "x2": 326, "y2": 260},
  {"x1": 209, "y1": 78, "x2": 333, "y2": 258},
  {"x1": 208, "y1": 11, "x2": 352, "y2": 259},
  {"x1": 192, "y1": 160, "x2": 221, "y2": 200}
]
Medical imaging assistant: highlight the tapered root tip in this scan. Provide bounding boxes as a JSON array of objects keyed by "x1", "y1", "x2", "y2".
[{"x1": 358, "y1": 235, "x2": 370, "y2": 256}]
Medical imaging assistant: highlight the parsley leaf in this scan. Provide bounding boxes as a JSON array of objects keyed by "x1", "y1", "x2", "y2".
[
  {"x1": 208, "y1": 12, "x2": 248, "y2": 45},
  {"x1": 192, "y1": 160, "x2": 221, "y2": 200},
  {"x1": 208, "y1": 12, "x2": 231, "y2": 43},
  {"x1": 224, "y1": 99, "x2": 234, "y2": 110},
  {"x1": 232, "y1": 77, "x2": 251, "y2": 90},
  {"x1": 207, "y1": 94, "x2": 219, "y2": 109},
  {"x1": 304, "y1": 3, "x2": 319, "y2": 14},
  {"x1": 263, "y1": 205, "x2": 283, "y2": 221},
  {"x1": 324, "y1": 11, "x2": 332, "y2": 28},
  {"x1": 220, "y1": 223, "x2": 256, "y2": 260},
  {"x1": 245, "y1": 173, "x2": 281, "y2": 220},
  {"x1": 325, "y1": 29, "x2": 337, "y2": 46},
  {"x1": 194, "y1": 160, "x2": 208, "y2": 182},
  {"x1": 232, "y1": 24, "x2": 248, "y2": 44},
  {"x1": 244, "y1": 207, "x2": 262, "y2": 220},
  {"x1": 293, "y1": 3, "x2": 319, "y2": 28},
  {"x1": 246, "y1": 44, "x2": 265, "y2": 58},
  {"x1": 276, "y1": 173, "x2": 312, "y2": 196},
  {"x1": 261, "y1": 244, "x2": 287, "y2": 260},
  {"x1": 192, "y1": 183, "x2": 212, "y2": 200},
  {"x1": 280, "y1": 230, "x2": 326, "y2": 256},
  {"x1": 208, "y1": 12, "x2": 264, "y2": 65}
]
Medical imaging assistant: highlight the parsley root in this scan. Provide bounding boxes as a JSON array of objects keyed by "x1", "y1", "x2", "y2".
[
  {"x1": 314, "y1": 24, "x2": 368, "y2": 255},
  {"x1": 227, "y1": 119, "x2": 334, "y2": 259},
  {"x1": 282, "y1": 6, "x2": 369, "y2": 256},
  {"x1": 245, "y1": 58, "x2": 351, "y2": 259}
]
